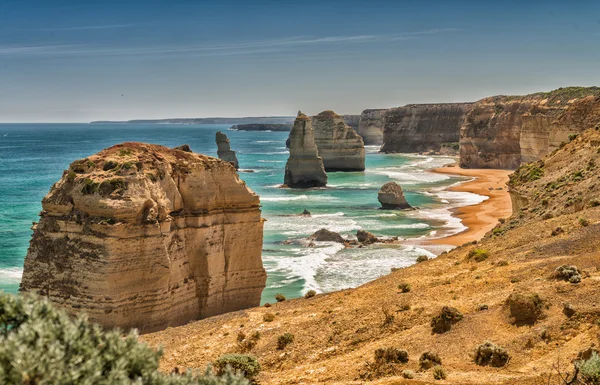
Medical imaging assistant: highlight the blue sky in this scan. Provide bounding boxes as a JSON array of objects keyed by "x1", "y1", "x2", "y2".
[{"x1": 1, "y1": 0, "x2": 599, "y2": 122}]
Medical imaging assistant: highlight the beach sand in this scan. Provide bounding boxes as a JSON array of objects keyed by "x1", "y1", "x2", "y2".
[{"x1": 430, "y1": 165, "x2": 514, "y2": 246}]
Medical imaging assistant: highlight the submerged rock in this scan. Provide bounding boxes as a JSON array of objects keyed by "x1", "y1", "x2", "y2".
[
  {"x1": 284, "y1": 112, "x2": 328, "y2": 188},
  {"x1": 378, "y1": 182, "x2": 412, "y2": 209},
  {"x1": 216, "y1": 131, "x2": 239, "y2": 169},
  {"x1": 310, "y1": 228, "x2": 345, "y2": 243},
  {"x1": 312, "y1": 110, "x2": 365, "y2": 171},
  {"x1": 20, "y1": 142, "x2": 266, "y2": 333}
]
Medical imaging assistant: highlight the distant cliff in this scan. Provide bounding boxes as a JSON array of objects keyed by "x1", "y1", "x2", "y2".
[
  {"x1": 20, "y1": 143, "x2": 266, "y2": 333},
  {"x1": 341, "y1": 114, "x2": 360, "y2": 130},
  {"x1": 381, "y1": 103, "x2": 474, "y2": 153},
  {"x1": 230, "y1": 123, "x2": 292, "y2": 131},
  {"x1": 312, "y1": 110, "x2": 365, "y2": 171},
  {"x1": 460, "y1": 87, "x2": 600, "y2": 169},
  {"x1": 358, "y1": 109, "x2": 387, "y2": 145},
  {"x1": 91, "y1": 116, "x2": 294, "y2": 125}
]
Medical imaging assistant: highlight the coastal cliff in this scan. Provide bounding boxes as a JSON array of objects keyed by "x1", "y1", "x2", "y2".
[
  {"x1": 20, "y1": 143, "x2": 266, "y2": 333},
  {"x1": 381, "y1": 103, "x2": 473, "y2": 153},
  {"x1": 216, "y1": 131, "x2": 240, "y2": 169},
  {"x1": 460, "y1": 87, "x2": 600, "y2": 169},
  {"x1": 230, "y1": 124, "x2": 291, "y2": 132},
  {"x1": 284, "y1": 112, "x2": 327, "y2": 187},
  {"x1": 312, "y1": 110, "x2": 365, "y2": 171},
  {"x1": 341, "y1": 114, "x2": 360, "y2": 130},
  {"x1": 357, "y1": 109, "x2": 387, "y2": 145}
]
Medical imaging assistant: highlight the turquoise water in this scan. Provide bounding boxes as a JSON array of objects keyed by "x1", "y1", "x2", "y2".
[{"x1": 0, "y1": 123, "x2": 484, "y2": 302}]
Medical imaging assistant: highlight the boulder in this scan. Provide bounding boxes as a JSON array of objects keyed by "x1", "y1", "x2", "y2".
[
  {"x1": 312, "y1": 110, "x2": 365, "y2": 171},
  {"x1": 284, "y1": 112, "x2": 328, "y2": 188},
  {"x1": 310, "y1": 228, "x2": 345, "y2": 243},
  {"x1": 216, "y1": 131, "x2": 239, "y2": 169},
  {"x1": 357, "y1": 230, "x2": 378, "y2": 244},
  {"x1": 378, "y1": 182, "x2": 412, "y2": 209},
  {"x1": 20, "y1": 142, "x2": 266, "y2": 333}
]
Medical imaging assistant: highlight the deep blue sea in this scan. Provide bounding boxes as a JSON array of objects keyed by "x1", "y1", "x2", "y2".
[{"x1": 0, "y1": 123, "x2": 485, "y2": 302}]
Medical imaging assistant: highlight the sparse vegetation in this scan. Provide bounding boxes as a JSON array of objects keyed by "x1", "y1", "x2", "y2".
[
  {"x1": 579, "y1": 217, "x2": 590, "y2": 226},
  {"x1": 432, "y1": 366, "x2": 447, "y2": 380},
  {"x1": 474, "y1": 341, "x2": 510, "y2": 367},
  {"x1": 398, "y1": 282, "x2": 411, "y2": 293},
  {"x1": 578, "y1": 351, "x2": 600, "y2": 384},
  {"x1": 374, "y1": 348, "x2": 409, "y2": 364},
  {"x1": 262, "y1": 313, "x2": 275, "y2": 323},
  {"x1": 416, "y1": 255, "x2": 429, "y2": 263},
  {"x1": 419, "y1": 351, "x2": 442, "y2": 370},
  {"x1": 431, "y1": 306, "x2": 463, "y2": 334},
  {"x1": 276, "y1": 333, "x2": 294, "y2": 350},
  {"x1": 274, "y1": 293, "x2": 286, "y2": 302},
  {"x1": 569, "y1": 133, "x2": 579, "y2": 142},
  {"x1": 555, "y1": 265, "x2": 582, "y2": 284},
  {"x1": 506, "y1": 292, "x2": 544, "y2": 325},
  {"x1": 236, "y1": 331, "x2": 260, "y2": 352},
  {"x1": 468, "y1": 249, "x2": 489, "y2": 262},
  {"x1": 213, "y1": 354, "x2": 260, "y2": 379},
  {"x1": 401, "y1": 370, "x2": 415, "y2": 379},
  {"x1": 103, "y1": 160, "x2": 119, "y2": 171},
  {"x1": 304, "y1": 290, "x2": 316, "y2": 299},
  {"x1": 381, "y1": 306, "x2": 395, "y2": 326},
  {"x1": 551, "y1": 227, "x2": 564, "y2": 236}
]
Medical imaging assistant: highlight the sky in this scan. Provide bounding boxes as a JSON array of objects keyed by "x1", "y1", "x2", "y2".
[{"x1": 0, "y1": 0, "x2": 599, "y2": 122}]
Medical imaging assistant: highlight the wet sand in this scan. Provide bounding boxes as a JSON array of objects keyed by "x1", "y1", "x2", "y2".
[{"x1": 430, "y1": 165, "x2": 514, "y2": 246}]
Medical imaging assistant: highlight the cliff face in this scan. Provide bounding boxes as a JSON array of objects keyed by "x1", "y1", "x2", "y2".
[
  {"x1": 357, "y1": 109, "x2": 387, "y2": 145},
  {"x1": 460, "y1": 87, "x2": 600, "y2": 169},
  {"x1": 380, "y1": 103, "x2": 474, "y2": 153},
  {"x1": 20, "y1": 142, "x2": 266, "y2": 333},
  {"x1": 284, "y1": 113, "x2": 328, "y2": 187},
  {"x1": 341, "y1": 114, "x2": 360, "y2": 130},
  {"x1": 216, "y1": 131, "x2": 239, "y2": 169},
  {"x1": 230, "y1": 124, "x2": 291, "y2": 132},
  {"x1": 312, "y1": 110, "x2": 365, "y2": 171}
]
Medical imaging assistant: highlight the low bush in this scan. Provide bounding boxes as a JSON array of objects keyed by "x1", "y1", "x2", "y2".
[
  {"x1": 555, "y1": 265, "x2": 582, "y2": 284},
  {"x1": 0, "y1": 292, "x2": 248, "y2": 385},
  {"x1": 419, "y1": 351, "x2": 442, "y2": 370},
  {"x1": 401, "y1": 370, "x2": 415, "y2": 379},
  {"x1": 262, "y1": 313, "x2": 275, "y2": 322},
  {"x1": 431, "y1": 306, "x2": 463, "y2": 334},
  {"x1": 276, "y1": 333, "x2": 294, "y2": 350},
  {"x1": 506, "y1": 292, "x2": 544, "y2": 325},
  {"x1": 432, "y1": 366, "x2": 447, "y2": 380},
  {"x1": 474, "y1": 341, "x2": 510, "y2": 367},
  {"x1": 468, "y1": 249, "x2": 489, "y2": 262},
  {"x1": 578, "y1": 351, "x2": 600, "y2": 384},
  {"x1": 213, "y1": 354, "x2": 260, "y2": 379},
  {"x1": 416, "y1": 255, "x2": 429, "y2": 263},
  {"x1": 579, "y1": 217, "x2": 590, "y2": 227},
  {"x1": 274, "y1": 293, "x2": 286, "y2": 302},
  {"x1": 374, "y1": 348, "x2": 409, "y2": 364},
  {"x1": 398, "y1": 282, "x2": 411, "y2": 293},
  {"x1": 304, "y1": 290, "x2": 316, "y2": 299}
]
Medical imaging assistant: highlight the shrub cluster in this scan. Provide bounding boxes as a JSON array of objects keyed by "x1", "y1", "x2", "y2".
[
  {"x1": 416, "y1": 255, "x2": 429, "y2": 263},
  {"x1": 506, "y1": 292, "x2": 544, "y2": 325},
  {"x1": 468, "y1": 249, "x2": 489, "y2": 262},
  {"x1": 555, "y1": 265, "x2": 582, "y2": 284},
  {"x1": 304, "y1": 290, "x2": 316, "y2": 299},
  {"x1": 419, "y1": 351, "x2": 442, "y2": 370},
  {"x1": 398, "y1": 282, "x2": 411, "y2": 293},
  {"x1": 431, "y1": 306, "x2": 463, "y2": 334},
  {"x1": 213, "y1": 354, "x2": 260, "y2": 379},
  {"x1": 474, "y1": 342, "x2": 510, "y2": 367},
  {"x1": 276, "y1": 333, "x2": 294, "y2": 350},
  {"x1": 274, "y1": 293, "x2": 286, "y2": 302},
  {"x1": 374, "y1": 348, "x2": 409, "y2": 364},
  {"x1": 0, "y1": 292, "x2": 248, "y2": 385}
]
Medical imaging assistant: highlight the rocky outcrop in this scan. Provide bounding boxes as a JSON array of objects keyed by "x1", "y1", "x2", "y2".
[
  {"x1": 216, "y1": 131, "x2": 239, "y2": 169},
  {"x1": 312, "y1": 110, "x2": 365, "y2": 171},
  {"x1": 20, "y1": 142, "x2": 266, "y2": 333},
  {"x1": 341, "y1": 114, "x2": 360, "y2": 130},
  {"x1": 378, "y1": 182, "x2": 412, "y2": 209},
  {"x1": 230, "y1": 124, "x2": 291, "y2": 132},
  {"x1": 356, "y1": 230, "x2": 378, "y2": 244},
  {"x1": 284, "y1": 112, "x2": 328, "y2": 188},
  {"x1": 358, "y1": 109, "x2": 387, "y2": 145},
  {"x1": 310, "y1": 229, "x2": 345, "y2": 243},
  {"x1": 460, "y1": 87, "x2": 600, "y2": 169},
  {"x1": 381, "y1": 103, "x2": 474, "y2": 153}
]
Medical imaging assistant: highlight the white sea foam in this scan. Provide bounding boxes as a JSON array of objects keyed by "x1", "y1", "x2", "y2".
[
  {"x1": 258, "y1": 160, "x2": 284, "y2": 163},
  {"x1": 265, "y1": 214, "x2": 359, "y2": 235},
  {"x1": 254, "y1": 140, "x2": 278, "y2": 143},
  {"x1": 365, "y1": 145, "x2": 382, "y2": 154},
  {"x1": 0, "y1": 267, "x2": 23, "y2": 283},
  {"x1": 261, "y1": 195, "x2": 309, "y2": 202}
]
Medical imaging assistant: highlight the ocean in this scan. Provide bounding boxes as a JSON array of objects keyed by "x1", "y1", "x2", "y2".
[{"x1": 0, "y1": 123, "x2": 486, "y2": 302}]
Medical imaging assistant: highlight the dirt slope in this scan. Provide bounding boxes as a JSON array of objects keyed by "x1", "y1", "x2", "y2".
[{"x1": 143, "y1": 128, "x2": 600, "y2": 384}]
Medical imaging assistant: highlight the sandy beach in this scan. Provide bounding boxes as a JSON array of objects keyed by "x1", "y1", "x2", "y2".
[{"x1": 430, "y1": 165, "x2": 514, "y2": 246}]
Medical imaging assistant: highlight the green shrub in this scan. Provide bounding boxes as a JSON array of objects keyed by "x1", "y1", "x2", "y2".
[
  {"x1": 401, "y1": 370, "x2": 415, "y2": 379},
  {"x1": 578, "y1": 351, "x2": 600, "y2": 383},
  {"x1": 468, "y1": 249, "x2": 489, "y2": 262},
  {"x1": 416, "y1": 255, "x2": 429, "y2": 263},
  {"x1": 374, "y1": 347, "x2": 409, "y2": 364},
  {"x1": 579, "y1": 217, "x2": 590, "y2": 227},
  {"x1": 569, "y1": 133, "x2": 579, "y2": 142},
  {"x1": 262, "y1": 313, "x2": 275, "y2": 322},
  {"x1": 276, "y1": 333, "x2": 294, "y2": 350},
  {"x1": 474, "y1": 341, "x2": 509, "y2": 367},
  {"x1": 304, "y1": 290, "x2": 316, "y2": 299},
  {"x1": 419, "y1": 351, "x2": 442, "y2": 370},
  {"x1": 506, "y1": 292, "x2": 544, "y2": 325},
  {"x1": 0, "y1": 292, "x2": 248, "y2": 385},
  {"x1": 555, "y1": 265, "x2": 582, "y2": 284},
  {"x1": 213, "y1": 354, "x2": 260, "y2": 379},
  {"x1": 432, "y1": 366, "x2": 447, "y2": 380},
  {"x1": 274, "y1": 293, "x2": 286, "y2": 302},
  {"x1": 431, "y1": 306, "x2": 463, "y2": 334},
  {"x1": 398, "y1": 282, "x2": 411, "y2": 293}
]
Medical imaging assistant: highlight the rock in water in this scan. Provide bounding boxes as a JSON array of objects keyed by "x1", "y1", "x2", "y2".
[
  {"x1": 378, "y1": 182, "x2": 412, "y2": 209},
  {"x1": 20, "y1": 142, "x2": 266, "y2": 333},
  {"x1": 310, "y1": 228, "x2": 345, "y2": 243},
  {"x1": 284, "y1": 112, "x2": 328, "y2": 188},
  {"x1": 312, "y1": 110, "x2": 365, "y2": 171},
  {"x1": 216, "y1": 131, "x2": 239, "y2": 169},
  {"x1": 357, "y1": 230, "x2": 378, "y2": 244}
]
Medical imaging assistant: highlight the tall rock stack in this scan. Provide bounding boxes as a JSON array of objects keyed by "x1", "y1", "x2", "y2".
[
  {"x1": 358, "y1": 109, "x2": 388, "y2": 145},
  {"x1": 216, "y1": 131, "x2": 239, "y2": 169},
  {"x1": 312, "y1": 110, "x2": 365, "y2": 171},
  {"x1": 20, "y1": 142, "x2": 266, "y2": 333},
  {"x1": 284, "y1": 112, "x2": 328, "y2": 188}
]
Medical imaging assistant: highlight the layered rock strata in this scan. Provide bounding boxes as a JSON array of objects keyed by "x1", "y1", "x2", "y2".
[
  {"x1": 460, "y1": 87, "x2": 600, "y2": 169},
  {"x1": 216, "y1": 131, "x2": 239, "y2": 169},
  {"x1": 284, "y1": 112, "x2": 328, "y2": 188},
  {"x1": 381, "y1": 103, "x2": 474, "y2": 153},
  {"x1": 358, "y1": 109, "x2": 387, "y2": 145},
  {"x1": 312, "y1": 110, "x2": 365, "y2": 171},
  {"x1": 378, "y1": 182, "x2": 412, "y2": 209},
  {"x1": 20, "y1": 142, "x2": 266, "y2": 333},
  {"x1": 341, "y1": 114, "x2": 360, "y2": 130},
  {"x1": 230, "y1": 124, "x2": 291, "y2": 132}
]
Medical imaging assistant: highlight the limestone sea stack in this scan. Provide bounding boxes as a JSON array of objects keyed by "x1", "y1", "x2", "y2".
[
  {"x1": 284, "y1": 112, "x2": 328, "y2": 188},
  {"x1": 216, "y1": 131, "x2": 239, "y2": 169},
  {"x1": 358, "y1": 109, "x2": 388, "y2": 145},
  {"x1": 378, "y1": 182, "x2": 412, "y2": 209},
  {"x1": 312, "y1": 110, "x2": 365, "y2": 171},
  {"x1": 20, "y1": 142, "x2": 266, "y2": 333}
]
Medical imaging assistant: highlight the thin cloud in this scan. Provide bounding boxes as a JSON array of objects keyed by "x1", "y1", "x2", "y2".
[{"x1": 0, "y1": 28, "x2": 459, "y2": 57}]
